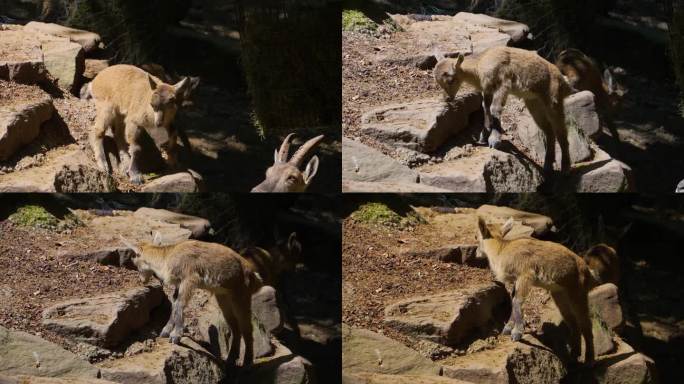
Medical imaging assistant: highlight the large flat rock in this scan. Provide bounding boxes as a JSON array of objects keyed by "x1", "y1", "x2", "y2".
[
  {"x1": 342, "y1": 324, "x2": 441, "y2": 376},
  {"x1": 41, "y1": 38, "x2": 84, "y2": 93},
  {"x1": 0, "y1": 81, "x2": 53, "y2": 161},
  {"x1": 342, "y1": 180, "x2": 450, "y2": 192},
  {"x1": 133, "y1": 208, "x2": 211, "y2": 239},
  {"x1": 236, "y1": 341, "x2": 316, "y2": 384},
  {"x1": 0, "y1": 27, "x2": 48, "y2": 83},
  {"x1": 361, "y1": 94, "x2": 481, "y2": 153},
  {"x1": 383, "y1": 283, "x2": 509, "y2": 346},
  {"x1": 475, "y1": 204, "x2": 555, "y2": 237},
  {"x1": 97, "y1": 337, "x2": 226, "y2": 384},
  {"x1": 24, "y1": 22, "x2": 102, "y2": 53},
  {"x1": 42, "y1": 286, "x2": 165, "y2": 348},
  {"x1": 342, "y1": 138, "x2": 418, "y2": 185},
  {"x1": 572, "y1": 149, "x2": 634, "y2": 192},
  {"x1": 140, "y1": 171, "x2": 203, "y2": 192},
  {"x1": 417, "y1": 147, "x2": 543, "y2": 192},
  {"x1": 0, "y1": 149, "x2": 115, "y2": 192},
  {"x1": 452, "y1": 12, "x2": 531, "y2": 44},
  {"x1": 0, "y1": 325, "x2": 100, "y2": 379},
  {"x1": 441, "y1": 335, "x2": 566, "y2": 384}
]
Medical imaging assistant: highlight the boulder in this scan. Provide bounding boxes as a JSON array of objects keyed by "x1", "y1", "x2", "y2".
[
  {"x1": 442, "y1": 335, "x2": 566, "y2": 384},
  {"x1": 591, "y1": 338, "x2": 658, "y2": 384},
  {"x1": 0, "y1": 375, "x2": 118, "y2": 384},
  {"x1": 564, "y1": 91, "x2": 601, "y2": 137},
  {"x1": 252, "y1": 286, "x2": 284, "y2": 335},
  {"x1": 24, "y1": 22, "x2": 102, "y2": 53},
  {"x1": 141, "y1": 171, "x2": 203, "y2": 192},
  {"x1": 452, "y1": 12, "x2": 531, "y2": 44},
  {"x1": 417, "y1": 147, "x2": 543, "y2": 192},
  {"x1": 342, "y1": 324, "x2": 441, "y2": 376},
  {"x1": 342, "y1": 180, "x2": 450, "y2": 193},
  {"x1": 0, "y1": 28, "x2": 48, "y2": 83},
  {"x1": 237, "y1": 341, "x2": 316, "y2": 384},
  {"x1": 589, "y1": 283, "x2": 624, "y2": 333},
  {"x1": 83, "y1": 59, "x2": 109, "y2": 80},
  {"x1": 342, "y1": 138, "x2": 418, "y2": 185},
  {"x1": 40, "y1": 39, "x2": 84, "y2": 93},
  {"x1": 676, "y1": 179, "x2": 684, "y2": 193},
  {"x1": 360, "y1": 94, "x2": 482, "y2": 153},
  {"x1": 0, "y1": 82, "x2": 53, "y2": 160},
  {"x1": 133, "y1": 207, "x2": 211, "y2": 239},
  {"x1": 469, "y1": 30, "x2": 511, "y2": 54},
  {"x1": 97, "y1": 337, "x2": 226, "y2": 384},
  {"x1": 0, "y1": 325, "x2": 100, "y2": 379},
  {"x1": 505, "y1": 94, "x2": 595, "y2": 168},
  {"x1": 383, "y1": 283, "x2": 509, "y2": 346},
  {"x1": 65, "y1": 247, "x2": 135, "y2": 268},
  {"x1": 347, "y1": 373, "x2": 472, "y2": 384},
  {"x1": 0, "y1": 149, "x2": 115, "y2": 192},
  {"x1": 42, "y1": 285, "x2": 166, "y2": 348},
  {"x1": 573, "y1": 149, "x2": 634, "y2": 192},
  {"x1": 475, "y1": 204, "x2": 556, "y2": 237}
]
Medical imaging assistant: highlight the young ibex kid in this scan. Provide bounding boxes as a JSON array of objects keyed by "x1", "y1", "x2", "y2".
[
  {"x1": 89, "y1": 64, "x2": 190, "y2": 184},
  {"x1": 476, "y1": 216, "x2": 595, "y2": 364},
  {"x1": 252, "y1": 133, "x2": 324, "y2": 192},
  {"x1": 241, "y1": 231, "x2": 302, "y2": 287},
  {"x1": 556, "y1": 48, "x2": 626, "y2": 143},
  {"x1": 434, "y1": 46, "x2": 574, "y2": 175},
  {"x1": 120, "y1": 234, "x2": 262, "y2": 367}
]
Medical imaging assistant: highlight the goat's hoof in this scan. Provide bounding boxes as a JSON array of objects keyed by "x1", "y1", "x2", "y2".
[
  {"x1": 129, "y1": 174, "x2": 143, "y2": 185},
  {"x1": 502, "y1": 323, "x2": 513, "y2": 335},
  {"x1": 169, "y1": 336, "x2": 181, "y2": 345},
  {"x1": 160, "y1": 330, "x2": 170, "y2": 338},
  {"x1": 511, "y1": 330, "x2": 523, "y2": 341},
  {"x1": 487, "y1": 131, "x2": 502, "y2": 149}
]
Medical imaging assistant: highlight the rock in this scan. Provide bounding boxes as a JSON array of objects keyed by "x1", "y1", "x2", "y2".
[
  {"x1": 191, "y1": 294, "x2": 275, "y2": 363},
  {"x1": 375, "y1": 20, "x2": 473, "y2": 69},
  {"x1": 0, "y1": 28, "x2": 48, "y2": 83},
  {"x1": 401, "y1": 244, "x2": 478, "y2": 264},
  {"x1": 83, "y1": 59, "x2": 109, "y2": 80},
  {"x1": 237, "y1": 341, "x2": 316, "y2": 384},
  {"x1": 342, "y1": 138, "x2": 418, "y2": 185},
  {"x1": 677, "y1": 179, "x2": 684, "y2": 192},
  {"x1": 252, "y1": 286, "x2": 284, "y2": 335},
  {"x1": 469, "y1": 30, "x2": 511, "y2": 54},
  {"x1": 360, "y1": 94, "x2": 482, "y2": 153},
  {"x1": 591, "y1": 338, "x2": 658, "y2": 384},
  {"x1": 342, "y1": 180, "x2": 450, "y2": 192},
  {"x1": 0, "y1": 84, "x2": 53, "y2": 160},
  {"x1": 347, "y1": 373, "x2": 472, "y2": 384},
  {"x1": 40, "y1": 39, "x2": 84, "y2": 93},
  {"x1": 452, "y1": 12, "x2": 531, "y2": 44},
  {"x1": 417, "y1": 147, "x2": 543, "y2": 192},
  {"x1": 342, "y1": 324, "x2": 441, "y2": 376},
  {"x1": 475, "y1": 204, "x2": 556, "y2": 237},
  {"x1": 133, "y1": 208, "x2": 211, "y2": 238},
  {"x1": 565, "y1": 91, "x2": 601, "y2": 137},
  {"x1": 65, "y1": 247, "x2": 136, "y2": 268},
  {"x1": 24, "y1": 22, "x2": 102, "y2": 53},
  {"x1": 0, "y1": 375, "x2": 118, "y2": 384},
  {"x1": 589, "y1": 283, "x2": 624, "y2": 333},
  {"x1": 141, "y1": 171, "x2": 203, "y2": 192},
  {"x1": 42, "y1": 285, "x2": 166, "y2": 348},
  {"x1": 0, "y1": 149, "x2": 115, "y2": 192},
  {"x1": 97, "y1": 337, "x2": 226, "y2": 384},
  {"x1": 0, "y1": 325, "x2": 100, "y2": 379},
  {"x1": 442, "y1": 335, "x2": 566, "y2": 384},
  {"x1": 505, "y1": 95, "x2": 594, "y2": 168},
  {"x1": 383, "y1": 283, "x2": 509, "y2": 346},
  {"x1": 573, "y1": 149, "x2": 634, "y2": 192}
]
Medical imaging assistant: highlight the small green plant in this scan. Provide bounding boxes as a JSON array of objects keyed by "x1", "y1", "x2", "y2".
[
  {"x1": 351, "y1": 202, "x2": 422, "y2": 228},
  {"x1": 342, "y1": 9, "x2": 377, "y2": 33},
  {"x1": 9, "y1": 205, "x2": 59, "y2": 230}
]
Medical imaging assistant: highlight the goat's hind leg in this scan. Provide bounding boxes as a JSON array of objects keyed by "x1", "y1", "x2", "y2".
[
  {"x1": 550, "y1": 290, "x2": 580, "y2": 361},
  {"x1": 169, "y1": 279, "x2": 195, "y2": 345},
  {"x1": 502, "y1": 285, "x2": 516, "y2": 335},
  {"x1": 216, "y1": 294, "x2": 242, "y2": 366},
  {"x1": 90, "y1": 102, "x2": 115, "y2": 172},
  {"x1": 511, "y1": 274, "x2": 533, "y2": 341},
  {"x1": 160, "y1": 286, "x2": 178, "y2": 338}
]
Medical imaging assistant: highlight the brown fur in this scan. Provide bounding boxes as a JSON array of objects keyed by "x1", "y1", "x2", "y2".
[
  {"x1": 241, "y1": 232, "x2": 302, "y2": 287},
  {"x1": 434, "y1": 46, "x2": 574, "y2": 175},
  {"x1": 582, "y1": 243, "x2": 620, "y2": 287},
  {"x1": 125, "y1": 238, "x2": 262, "y2": 367},
  {"x1": 477, "y1": 216, "x2": 595, "y2": 364},
  {"x1": 252, "y1": 133, "x2": 324, "y2": 192},
  {"x1": 89, "y1": 64, "x2": 189, "y2": 184}
]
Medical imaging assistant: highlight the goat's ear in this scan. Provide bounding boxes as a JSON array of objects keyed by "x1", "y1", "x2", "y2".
[
  {"x1": 152, "y1": 231, "x2": 162, "y2": 246},
  {"x1": 477, "y1": 216, "x2": 491, "y2": 239},
  {"x1": 303, "y1": 155, "x2": 320, "y2": 185},
  {"x1": 288, "y1": 232, "x2": 302, "y2": 257},
  {"x1": 174, "y1": 77, "x2": 189, "y2": 94},
  {"x1": 148, "y1": 75, "x2": 158, "y2": 90},
  {"x1": 501, "y1": 217, "x2": 515, "y2": 236},
  {"x1": 603, "y1": 68, "x2": 615, "y2": 93}
]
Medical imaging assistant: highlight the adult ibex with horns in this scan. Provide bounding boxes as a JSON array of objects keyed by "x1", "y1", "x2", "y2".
[
  {"x1": 120, "y1": 233, "x2": 262, "y2": 367},
  {"x1": 252, "y1": 133, "x2": 324, "y2": 192}
]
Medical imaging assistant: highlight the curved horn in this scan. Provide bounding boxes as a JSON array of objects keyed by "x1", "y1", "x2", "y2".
[
  {"x1": 277, "y1": 133, "x2": 296, "y2": 163},
  {"x1": 289, "y1": 134, "x2": 324, "y2": 167}
]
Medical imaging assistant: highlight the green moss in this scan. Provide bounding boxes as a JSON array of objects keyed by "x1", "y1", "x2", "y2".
[
  {"x1": 351, "y1": 202, "x2": 421, "y2": 228},
  {"x1": 342, "y1": 9, "x2": 378, "y2": 33},
  {"x1": 9, "y1": 205, "x2": 59, "y2": 230}
]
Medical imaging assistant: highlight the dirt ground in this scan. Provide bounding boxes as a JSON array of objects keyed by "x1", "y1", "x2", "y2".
[
  {"x1": 0, "y1": 220, "x2": 141, "y2": 351},
  {"x1": 342, "y1": 213, "x2": 549, "y2": 358}
]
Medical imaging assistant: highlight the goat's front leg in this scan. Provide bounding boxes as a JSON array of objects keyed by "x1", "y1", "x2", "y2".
[
  {"x1": 486, "y1": 85, "x2": 510, "y2": 149},
  {"x1": 169, "y1": 280, "x2": 194, "y2": 345},
  {"x1": 511, "y1": 274, "x2": 532, "y2": 341},
  {"x1": 502, "y1": 284, "x2": 516, "y2": 335},
  {"x1": 160, "y1": 286, "x2": 178, "y2": 338},
  {"x1": 478, "y1": 94, "x2": 494, "y2": 146},
  {"x1": 124, "y1": 122, "x2": 144, "y2": 185}
]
